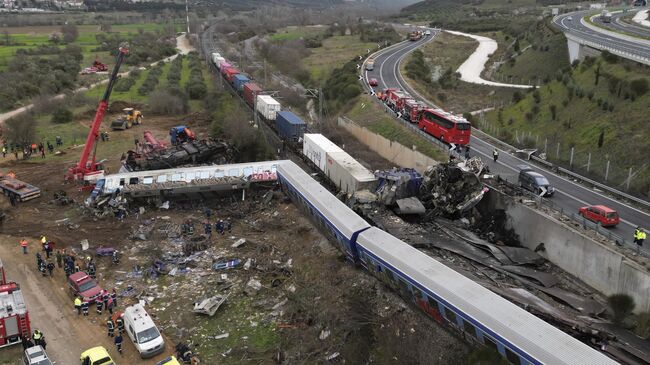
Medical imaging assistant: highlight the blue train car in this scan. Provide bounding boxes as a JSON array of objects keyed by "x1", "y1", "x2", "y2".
[
  {"x1": 277, "y1": 160, "x2": 370, "y2": 259},
  {"x1": 275, "y1": 111, "x2": 306, "y2": 143},
  {"x1": 232, "y1": 74, "x2": 250, "y2": 92}
]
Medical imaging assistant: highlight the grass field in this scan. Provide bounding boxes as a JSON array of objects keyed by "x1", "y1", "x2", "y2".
[
  {"x1": 268, "y1": 25, "x2": 326, "y2": 42},
  {"x1": 346, "y1": 94, "x2": 447, "y2": 162},
  {"x1": 401, "y1": 31, "x2": 515, "y2": 113},
  {"x1": 0, "y1": 22, "x2": 183, "y2": 70},
  {"x1": 303, "y1": 35, "x2": 376, "y2": 84},
  {"x1": 485, "y1": 57, "x2": 650, "y2": 194}
]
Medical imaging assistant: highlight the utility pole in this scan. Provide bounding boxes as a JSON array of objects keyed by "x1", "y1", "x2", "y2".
[
  {"x1": 185, "y1": 0, "x2": 190, "y2": 34},
  {"x1": 264, "y1": 59, "x2": 267, "y2": 86},
  {"x1": 319, "y1": 87, "x2": 323, "y2": 129}
]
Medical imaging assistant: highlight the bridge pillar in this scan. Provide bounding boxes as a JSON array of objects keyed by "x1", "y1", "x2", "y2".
[{"x1": 566, "y1": 36, "x2": 582, "y2": 63}]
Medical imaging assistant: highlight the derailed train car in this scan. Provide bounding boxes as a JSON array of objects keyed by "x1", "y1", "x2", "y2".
[{"x1": 277, "y1": 160, "x2": 617, "y2": 365}]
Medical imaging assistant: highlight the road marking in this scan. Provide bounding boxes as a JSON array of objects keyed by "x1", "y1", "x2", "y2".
[{"x1": 378, "y1": 26, "x2": 650, "y2": 229}]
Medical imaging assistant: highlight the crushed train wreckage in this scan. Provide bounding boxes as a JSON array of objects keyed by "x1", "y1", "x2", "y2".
[{"x1": 122, "y1": 138, "x2": 234, "y2": 172}]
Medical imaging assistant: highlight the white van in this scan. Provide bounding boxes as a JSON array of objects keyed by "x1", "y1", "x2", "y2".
[{"x1": 123, "y1": 303, "x2": 165, "y2": 358}]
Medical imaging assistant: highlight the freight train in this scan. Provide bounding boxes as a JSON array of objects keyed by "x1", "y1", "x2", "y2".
[
  {"x1": 209, "y1": 51, "x2": 307, "y2": 145},
  {"x1": 277, "y1": 160, "x2": 617, "y2": 365}
]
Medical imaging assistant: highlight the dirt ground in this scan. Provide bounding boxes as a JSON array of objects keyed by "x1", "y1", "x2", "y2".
[{"x1": 0, "y1": 110, "x2": 470, "y2": 364}]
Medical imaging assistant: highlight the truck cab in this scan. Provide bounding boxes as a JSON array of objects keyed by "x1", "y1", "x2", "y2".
[
  {"x1": 80, "y1": 347, "x2": 115, "y2": 365},
  {"x1": 68, "y1": 272, "x2": 102, "y2": 303},
  {"x1": 123, "y1": 303, "x2": 165, "y2": 358}
]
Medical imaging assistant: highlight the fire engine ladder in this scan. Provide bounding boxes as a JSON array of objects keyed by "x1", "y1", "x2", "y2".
[{"x1": 18, "y1": 314, "x2": 29, "y2": 334}]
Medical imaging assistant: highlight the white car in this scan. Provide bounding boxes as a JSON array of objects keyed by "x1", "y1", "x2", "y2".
[
  {"x1": 124, "y1": 303, "x2": 165, "y2": 358},
  {"x1": 23, "y1": 346, "x2": 53, "y2": 365},
  {"x1": 567, "y1": 16, "x2": 573, "y2": 21},
  {"x1": 425, "y1": 30, "x2": 432, "y2": 36}
]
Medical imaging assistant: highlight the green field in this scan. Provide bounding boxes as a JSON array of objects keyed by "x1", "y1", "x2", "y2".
[
  {"x1": 0, "y1": 22, "x2": 183, "y2": 70},
  {"x1": 269, "y1": 25, "x2": 326, "y2": 42},
  {"x1": 346, "y1": 94, "x2": 447, "y2": 162},
  {"x1": 303, "y1": 35, "x2": 376, "y2": 83}
]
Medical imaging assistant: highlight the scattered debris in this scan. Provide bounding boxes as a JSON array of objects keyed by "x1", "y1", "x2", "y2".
[
  {"x1": 419, "y1": 163, "x2": 487, "y2": 217},
  {"x1": 214, "y1": 333, "x2": 230, "y2": 340},
  {"x1": 193, "y1": 294, "x2": 229, "y2": 316},
  {"x1": 231, "y1": 238, "x2": 246, "y2": 248},
  {"x1": 213, "y1": 259, "x2": 241, "y2": 270}
]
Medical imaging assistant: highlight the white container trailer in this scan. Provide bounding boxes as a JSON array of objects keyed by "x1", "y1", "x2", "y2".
[
  {"x1": 303, "y1": 134, "x2": 343, "y2": 173},
  {"x1": 256, "y1": 95, "x2": 281, "y2": 121},
  {"x1": 211, "y1": 52, "x2": 222, "y2": 65},
  {"x1": 325, "y1": 151, "x2": 377, "y2": 194}
]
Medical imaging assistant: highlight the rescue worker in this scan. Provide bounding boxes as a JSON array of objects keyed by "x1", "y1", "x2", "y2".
[
  {"x1": 88, "y1": 262, "x2": 96, "y2": 279},
  {"x1": 32, "y1": 329, "x2": 43, "y2": 347},
  {"x1": 2, "y1": 145, "x2": 6, "y2": 158},
  {"x1": 74, "y1": 296, "x2": 82, "y2": 315},
  {"x1": 38, "y1": 260, "x2": 46, "y2": 276},
  {"x1": 106, "y1": 296, "x2": 114, "y2": 314},
  {"x1": 20, "y1": 238, "x2": 28, "y2": 254},
  {"x1": 43, "y1": 241, "x2": 52, "y2": 259},
  {"x1": 634, "y1": 227, "x2": 647, "y2": 255},
  {"x1": 46, "y1": 261, "x2": 55, "y2": 277},
  {"x1": 82, "y1": 300, "x2": 89, "y2": 316},
  {"x1": 225, "y1": 218, "x2": 232, "y2": 233},
  {"x1": 36, "y1": 252, "x2": 42, "y2": 268},
  {"x1": 96, "y1": 299, "x2": 103, "y2": 315},
  {"x1": 116, "y1": 315, "x2": 125, "y2": 334},
  {"x1": 112, "y1": 250, "x2": 120, "y2": 265},
  {"x1": 107, "y1": 317, "x2": 115, "y2": 337},
  {"x1": 465, "y1": 145, "x2": 470, "y2": 160},
  {"x1": 56, "y1": 249, "x2": 63, "y2": 268},
  {"x1": 102, "y1": 291, "x2": 110, "y2": 311},
  {"x1": 111, "y1": 289, "x2": 118, "y2": 308},
  {"x1": 114, "y1": 332, "x2": 123, "y2": 354},
  {"x1": 40, "y1": 235, "x2": 47, "y2": 248},
  {"x1": 215, "y1": 219, "x2": 225, "y2": 235},
  {"x1": 492, "y1": 148, "x2": 499, "y2": 163},
  {"x1": 203, "y1": 221, "x2": 212, "y2": 238},
  {"x1": 56, "y1": 136, "x2": 62, "y2": 146}
]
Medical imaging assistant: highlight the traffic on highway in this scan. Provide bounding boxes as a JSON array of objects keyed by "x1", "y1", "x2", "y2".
[{"x1": 363, "y1": 28, "x2": 650, "y2": 253}]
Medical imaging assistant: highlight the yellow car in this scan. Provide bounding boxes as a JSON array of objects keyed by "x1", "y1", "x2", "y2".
[
  {"x1": 156, "y1": 355, "x2": 182, "y2": 365},
  {"x1": 80, "y1": 346, "x2": 115, "y2": 365}
]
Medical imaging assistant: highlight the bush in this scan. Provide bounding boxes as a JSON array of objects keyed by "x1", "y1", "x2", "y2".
[
  {"x1": 532, "y1": 90, "x2": 541, "y2": 103},
  {"x1": 512, "y1": 91, "x2": 523, "y2": 103},
  {"x1": 114, "y1": 77, "x2": 136, "y2": 92},
  {"x1": 138, "y1": 65, "x2": 163, "y2": 95},
  {"x1": 51, "y1": 107, "x2": 73, "y2": 124},
  {"x1": 630, "y1": 78, "x2": 649, "y2": 96},
  {"x1": 608, "y1": 294, "x2": 635, "y2": 324},
  {"x1": 148, "y1": 88, "x2": 188, "y2": 115}
]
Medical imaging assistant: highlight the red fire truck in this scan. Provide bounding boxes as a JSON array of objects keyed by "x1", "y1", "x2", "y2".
[
  {"x1": 402, "y1": 99, "x2": 424, "y2": 123},
  {"x1": 418, "y1": 108, "x2": 471, "y2": 145},
  {"x1": 383, "y1": 88, "x2": 411, "y2": 112},
  {"x1": 0, "y1": 259, "x2": 31, "y2": 348}
]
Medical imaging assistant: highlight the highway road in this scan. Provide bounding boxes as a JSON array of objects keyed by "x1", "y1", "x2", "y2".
[
  {"x1": 364, "y1": 30, "x2": 650, "y2": 253},
  {"x1": 591, "y1": 9, "x2": 650, "y2": 38},
  {"x1": 553, "y1": 11, "x2": 650, "y2": 60}
]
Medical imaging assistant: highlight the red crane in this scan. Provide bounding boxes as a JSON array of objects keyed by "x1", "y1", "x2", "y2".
[{"x1": 66, "y1": 45, "x2": 129, "y2": 183}]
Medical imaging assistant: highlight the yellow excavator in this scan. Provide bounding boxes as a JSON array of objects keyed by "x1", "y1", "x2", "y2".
[{"x1": 111, "y1": 108, "x2": 143, "y2": 130}]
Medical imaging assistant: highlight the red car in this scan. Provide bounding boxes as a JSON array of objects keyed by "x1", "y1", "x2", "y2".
[
  {"x1": 578, "y1": 205, "x2": 620, "y2": 227},
  {"x1": 68, "y1": 271, "x2": 103, "y2": 303},
  {"x1": 369, "y1": 78, "x2": 378, "y2": 87}
]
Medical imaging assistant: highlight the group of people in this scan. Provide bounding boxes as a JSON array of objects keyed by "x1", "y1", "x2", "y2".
[
  {"x1": 21, "y1": 329, "x2": 47, "y2": 351},
  {"x1": 74, "y1": 289, "x2": 118, "y2": 317},
  {"x1": 3, "y1": 138, "x2": 62, "y2": 160},
  {"x1": 106, "y1": 314, "x2": 125, "y2": 353}
]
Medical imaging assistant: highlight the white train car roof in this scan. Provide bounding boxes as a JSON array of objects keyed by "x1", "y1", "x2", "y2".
[
  {"x1": 278, "y1": 161, "x2": 370, "y2": 239},
  {"x1": 357, "y1": 227, "x2": 618, "y2": 365}
]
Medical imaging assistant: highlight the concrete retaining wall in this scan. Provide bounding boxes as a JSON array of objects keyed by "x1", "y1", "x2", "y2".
[
  {"x1": 337, "y1": 117, "x2": 438, "y2": 173},
  {"x1": 482, "y1": 189, "x2": 650, "y2": 312}
]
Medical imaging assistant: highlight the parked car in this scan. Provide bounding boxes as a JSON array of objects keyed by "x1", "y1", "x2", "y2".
[
  {"x1": 579, "y1": 205, "x2": 620, "y2": 227},
  {"x1": 369, "y1": 78, "x2": 378, "y2": 87},
  {"x1": 23, "y1": 345, "x2": 53, "y2": 365},
  {"x1": 68, "y1": 271, "x2": 103, "y2": 303},
  {"x1": 425, "y1": 30, "x2": 432, "y2": 35},
  {"x1": 518, "y1": 166, "x2": 555, "y2": 197},
  {"x1": 80, "y1": 346, "x2": 115, "y2": 365}
]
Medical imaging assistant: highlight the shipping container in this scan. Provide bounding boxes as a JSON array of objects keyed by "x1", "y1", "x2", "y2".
[
  {"x1": 214, "y1": 57, "x2": 226, "y2": 69},
  {"x1": 275, "y1": 111, "x2": 306, "y2": 142},
  {"x1": 243, "y1": 83, "x2": 262, "y2": 107},
  {"x1": 223, "y1": 68, "x2": 240, "y2": 82},
  {"x1": 256, "y1": 95, "x2": 281, "y2": 121},
  {"x1": 210, "y1": 52, "x2": 222, "y2": 65},
  {"x1": 233, "y1": 74, "x2": 250, "y2": 92},
  {"x1": 303, "y1": 134, "x2": 343, "y2": 173},
  {"x1": 325, "y1": 151, "x2": 377, "y2": 194}
]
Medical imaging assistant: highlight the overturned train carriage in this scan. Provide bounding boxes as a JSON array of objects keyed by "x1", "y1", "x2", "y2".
[
  {"x1": 124, "y1": 139, "x2": 232, "y2": 172},
  {"x1": 276, "y1": 160, "x2": 617, "y2": 365}
]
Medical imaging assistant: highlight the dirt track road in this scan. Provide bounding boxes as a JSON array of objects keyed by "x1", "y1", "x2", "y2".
[{"x1": 0, "y1": 237, "x2": 168, "y2": 364}]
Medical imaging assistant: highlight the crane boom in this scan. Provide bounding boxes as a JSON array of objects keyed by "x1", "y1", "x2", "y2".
[{"x1": 66, "y1": 45, "x2": 129, "y2": 182}]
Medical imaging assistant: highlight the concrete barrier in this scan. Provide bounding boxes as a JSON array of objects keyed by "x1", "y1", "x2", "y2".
[
  {"x1": 337, "y1": 117, "x2": 438, "y2": 173},
  {"x1": 481, "y1": 188, "x2": 650, "y2": 313}
]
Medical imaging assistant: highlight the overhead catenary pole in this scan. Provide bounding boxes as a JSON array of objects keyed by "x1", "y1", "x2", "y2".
[
  {"x1": 185, "y1": 0, "x2": 190, "y2": 34},
  {"x1": 319, "y1": 87, "x2": 323, "y2": 130}
]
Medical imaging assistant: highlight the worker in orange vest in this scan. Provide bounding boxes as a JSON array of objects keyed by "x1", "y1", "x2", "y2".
[{"x1": 20, "y1": 239, "x2": 28, "y2": 254}]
